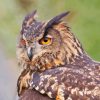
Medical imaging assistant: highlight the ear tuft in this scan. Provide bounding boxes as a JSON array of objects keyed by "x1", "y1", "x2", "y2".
[
  {"x1": 43, "y1": 11, "x2": 70, "y2": 37},
  {"x1": 22, "y1": 10, "x2": 37, "y2": 28}
]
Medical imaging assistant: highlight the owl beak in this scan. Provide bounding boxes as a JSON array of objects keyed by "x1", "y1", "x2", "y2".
[{"x1": 27, "y1": 47, "x2": 33, "y2": 61}]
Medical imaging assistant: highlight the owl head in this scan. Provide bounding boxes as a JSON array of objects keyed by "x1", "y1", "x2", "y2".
[{"x1": 16, "y1": 10, "x2": 84, "y2": 71}]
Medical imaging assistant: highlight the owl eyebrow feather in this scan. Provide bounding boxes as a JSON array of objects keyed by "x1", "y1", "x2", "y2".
[{"x1": 43, "y1": 11, "x2": 70, "y2": 38}]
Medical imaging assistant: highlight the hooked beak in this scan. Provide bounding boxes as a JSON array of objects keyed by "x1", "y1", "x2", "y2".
[{"x1": 27, "y1": 47, "x2": 33, "y2": 60}]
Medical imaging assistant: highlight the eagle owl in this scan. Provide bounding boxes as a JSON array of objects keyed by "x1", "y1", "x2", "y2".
[{"x1": 16, "y1": 10, "x2": 100, "y2": 100}]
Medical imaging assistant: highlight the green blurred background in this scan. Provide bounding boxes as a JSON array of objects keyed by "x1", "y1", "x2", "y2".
[{"x1": 0, "y1": 0, "x2": 100, "y2": 60}]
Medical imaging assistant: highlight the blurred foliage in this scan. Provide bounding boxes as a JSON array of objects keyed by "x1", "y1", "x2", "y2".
[
  {"x1": 17, "y1": 0, "x2": 35, "y2": 11},
  {"x1": 0, "y1": 0, "x2": 100, "y2": 60}
]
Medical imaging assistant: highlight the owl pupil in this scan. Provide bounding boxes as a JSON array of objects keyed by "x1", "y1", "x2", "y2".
[{"x1": 44, "y1": 38, "x2": 48, "y2": 42}]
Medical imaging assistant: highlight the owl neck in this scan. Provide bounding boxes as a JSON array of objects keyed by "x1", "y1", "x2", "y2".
[
  {"x1": 54, "y1": 23, "x2": 100, "y2": 67},
  {"x1": 60, "y1": 39, "x2": 100, "y2": 68},
  {"x1": 59, "y1": 35, "x2": 100, "y2": 67}
]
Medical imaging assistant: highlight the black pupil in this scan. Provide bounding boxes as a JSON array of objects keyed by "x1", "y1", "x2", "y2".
[{"x1": 43, "y1": 38, "x2": 48, "y2": 42}]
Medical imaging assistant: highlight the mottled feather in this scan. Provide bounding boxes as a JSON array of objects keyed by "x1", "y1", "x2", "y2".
[{"x1": 16, "y1": 11, "x2": 100, "y2": 100}]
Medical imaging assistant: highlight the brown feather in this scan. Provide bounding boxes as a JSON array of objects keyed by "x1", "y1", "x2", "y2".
[
  {"x1": 17, "y1": 11, "x2": 100, "y2": 100},
  {"x1": 19, "y1": 89, "x2": 53, "y2": 100}
]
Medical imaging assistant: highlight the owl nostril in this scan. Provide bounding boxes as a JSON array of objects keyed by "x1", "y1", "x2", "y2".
[{"x1": 27, "y1": 47, "x2": 33, "y2": 61}]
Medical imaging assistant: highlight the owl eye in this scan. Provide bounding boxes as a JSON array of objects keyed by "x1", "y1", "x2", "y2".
[
  {"x1": 39, "y1": 37, "x2": 52, "y2": 45},
  {"x1": 20, "y1": 39, "x2": 26, "y2": 46}
]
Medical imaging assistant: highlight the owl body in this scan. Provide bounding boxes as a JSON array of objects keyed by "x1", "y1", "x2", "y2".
[
  {"x1": 31, "y1": 62, "x2": 100, "y2": 99},
  {"x1": 17, "y1": 11, "x2": 100, "y2": 100}
]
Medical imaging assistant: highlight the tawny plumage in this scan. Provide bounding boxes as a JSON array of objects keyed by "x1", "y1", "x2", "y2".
[{"x1": 16, "y1": 10, "x2": 100, "y2": 100}]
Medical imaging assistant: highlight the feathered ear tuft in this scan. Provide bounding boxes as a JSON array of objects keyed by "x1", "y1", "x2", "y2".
[
  {"x1": 22, "y1": 10, "x2": 37, "y2": 29},
  {"x1": 43, "y1": 11, "x2": 70, "y2": 37}
]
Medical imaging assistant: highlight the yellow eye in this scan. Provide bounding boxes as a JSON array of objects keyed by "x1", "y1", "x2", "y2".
[{"x1": 39, "y1": 37, "x2": 52, "y2": 45}]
